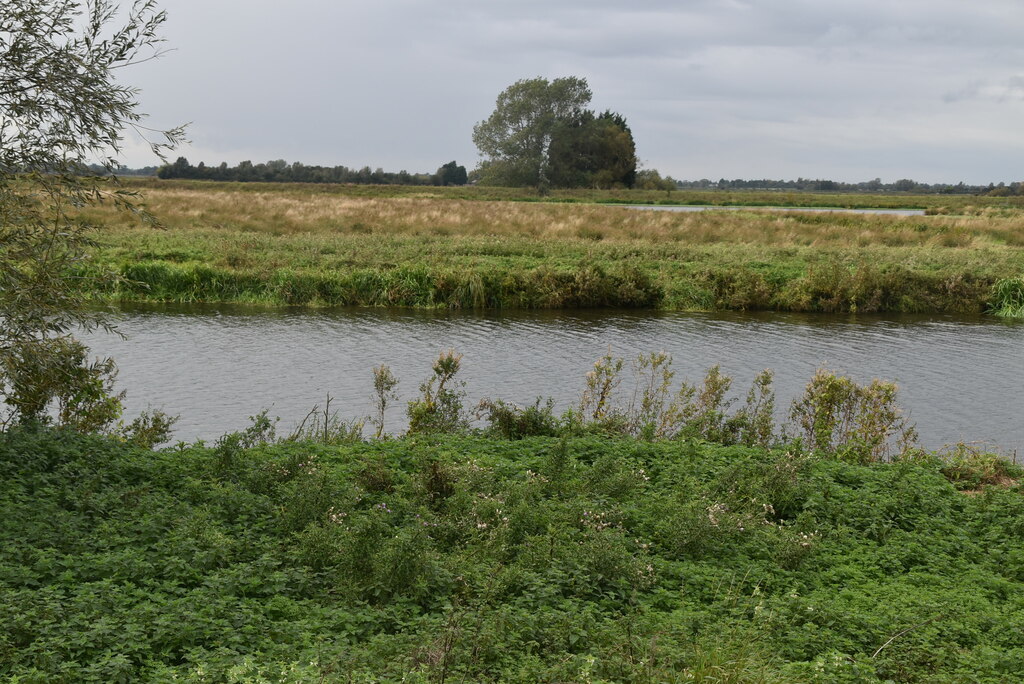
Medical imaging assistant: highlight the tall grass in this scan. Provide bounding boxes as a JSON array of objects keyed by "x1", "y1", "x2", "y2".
[
  {"x1": 70, "y1": 181, "x2": 1024, "y2": 313},
  {"x1": 988, "y1": 275, "x2": 1024, "y2": 318}
]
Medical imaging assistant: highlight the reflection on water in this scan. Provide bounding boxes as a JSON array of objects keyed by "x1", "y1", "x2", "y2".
[{"x1": 79, "y1": 303, "x2": 1023, "y2": 453}]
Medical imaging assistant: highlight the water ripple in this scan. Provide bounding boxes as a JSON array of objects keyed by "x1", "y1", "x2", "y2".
[{"x1": 80, "y1": 305, "x2": 1024, "y2": 453}]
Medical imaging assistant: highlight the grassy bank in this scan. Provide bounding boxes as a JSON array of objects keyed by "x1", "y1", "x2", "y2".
[
  {"x1": 76, "y1": 180, "x2": 1024, "y2": 314},
  {"x1": 1, "y1": 426, "x2": 1021, "y2": 682}
]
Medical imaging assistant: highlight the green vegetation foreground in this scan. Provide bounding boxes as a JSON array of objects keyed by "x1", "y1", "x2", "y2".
[
  {"x1": 80, "y1": 181, "x2": 1024, "y2": 315},
  {"x1": 1, "y1": 426, "x2": 1022, "y2": 682}
]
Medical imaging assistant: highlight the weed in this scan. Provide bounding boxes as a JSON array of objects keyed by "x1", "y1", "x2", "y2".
[
  {"x1": 119, "y1": 408, "x2": 178, "y2": 449},
  {"x1": 407, "y1": 350, "x2": 468, "y2": 434},
  {"x1": 288, "y1": 394, "x2": 365, "y2": 444},
  {"x1": 3, "y1": 427, "x2": 1024, "y2": 680},
  {"x1": 370, "y1": 364, "x2": 399, "y2": 439},
  {"x1": 357, "y1": 456, "x2": 396, "y2": 493},
  {"x1": 732, "y1": 369, "x2": 776, "y2": 447},
  {"x1": 938, "y1": 442, "x2": 1021, "y2": 490},
  {"x1": 476, "y1": 397, "x2": 559, "y2": 439},
  {"x1": 988, "y1": 275, "x2": 1024, "y2": 318},
  {"x1": 789, "y1": 368, "x2": 918, "y2": 462},
  {"x1": 628, "y1": 351, "x2": 675, "y2": 438},
  {"x1": 579, "y1": 350, "x2": 624, "y2": 422}
]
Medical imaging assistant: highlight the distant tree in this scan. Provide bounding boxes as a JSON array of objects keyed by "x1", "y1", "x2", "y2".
[
  {"x1": 547, "y1": 110, "x2": 637, "y2": 189},
  {"x1": 436, "y1": 161, "x2": 468, "y2": 186},
  {"x1": 636, "y1": 169, "x2": 677, "y2": 192},
  {"x1": 893, "y1": 179, "x2": 918, "y2": 192},
  {"x1": 589, "y1": 111, "x2": 637, "y2": 189},
  {"x1": 473, "y1": 76, "x2": 592, "y2": 189}
]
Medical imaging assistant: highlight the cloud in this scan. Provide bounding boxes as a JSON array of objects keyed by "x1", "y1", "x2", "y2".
[
  {"x1": 945, "y1": 76, "x2": 1024, "y2": 103},
  {"x1": 122, "y1": 0, "x2": 1024, "y2": 183}
]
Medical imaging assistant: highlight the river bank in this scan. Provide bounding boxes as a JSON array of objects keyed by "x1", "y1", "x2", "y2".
[
  {"x1": 1, "y1": 427, "x2": 1020, "y2": 682},
  {"x1": 76, "y1": 182, "x2": 1024, "y2": 314}
]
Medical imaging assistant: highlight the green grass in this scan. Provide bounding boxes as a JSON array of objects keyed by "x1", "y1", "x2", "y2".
[
  {"x1": 989, "y1": 275, "x2": 1024, "y2": 317},
  {"x1": 70, "y1": 180, "x2": 1024, "y2": 314},
  {"x1": 1, "y1": 426, "x2": 1022, "y2": 682},
  {"x1": 83, "y1": 232, "x2": 1019, "y2": 313}
]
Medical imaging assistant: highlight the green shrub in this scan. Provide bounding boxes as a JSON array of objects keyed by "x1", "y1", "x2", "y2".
[
  {"x1": 287, "y1": 395, "x2": 364, "y2": 444},
  {"x1": 118, "y1": 409, "x2": 178, "y2": 449},
  {"x1": 939, "y1": 442, "x2": 1022, "y2": 490},
  {"x1": 789, "y1": 368, "x2": 918, "y2": 462},
  {"x1": 407, "y1": 350, "x2": 468, "y2": 434},
  {"x1": 477, "y1": 397, "x2": 560, "y2": 439}
]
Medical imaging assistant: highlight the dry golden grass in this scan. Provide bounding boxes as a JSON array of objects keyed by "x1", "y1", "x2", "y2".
[{"x1": 80, "y1": 184, "x2": 1024, "y2": 251}]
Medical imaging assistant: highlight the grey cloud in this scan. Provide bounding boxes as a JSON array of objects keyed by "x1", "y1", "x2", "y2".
[
  {"x1": 122, "y1": 0, "x2": 1024, "y2": 184},
  {"x1": 945, "y1": 76, "x2": 1024, "y2": 103}
]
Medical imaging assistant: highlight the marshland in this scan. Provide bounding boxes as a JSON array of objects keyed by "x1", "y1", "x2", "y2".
[{"x1": 77, "y1": 180, "x2": 1024, "y2": 315}]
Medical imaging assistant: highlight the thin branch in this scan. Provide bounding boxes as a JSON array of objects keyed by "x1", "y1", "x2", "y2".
[{"x1": 871, "y1": 614, "x2": 943, "y2": 659}]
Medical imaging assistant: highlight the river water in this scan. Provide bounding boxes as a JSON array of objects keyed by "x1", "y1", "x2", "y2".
[{"x1": 79, "y1": 304, "x2": 1023, "y2": 454}]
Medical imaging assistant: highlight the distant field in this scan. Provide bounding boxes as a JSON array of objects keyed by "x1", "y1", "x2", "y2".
[
  {"x1": 77, "y1": 180, "x2": 1024, "y2": 313},
  {"x1": 114, "y1": 177, "x2": 1024, "y2": 211}
]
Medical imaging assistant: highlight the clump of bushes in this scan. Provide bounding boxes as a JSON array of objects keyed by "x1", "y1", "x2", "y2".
[
  {"x1": 939, "y1": 441, "x2": 1022, "y2": 490},
  {"x1": 789, "y1": 367, "x2": 918, "y2": 463}
]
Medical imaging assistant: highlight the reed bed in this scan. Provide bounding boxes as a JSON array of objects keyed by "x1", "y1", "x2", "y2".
[{"x1": 76, "y1": 181, "x2": 1024, "y2": 313}]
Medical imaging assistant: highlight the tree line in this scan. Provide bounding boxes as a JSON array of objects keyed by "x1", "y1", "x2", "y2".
[
  {"x1": 140, "y1": 157, "x2": 1017, "y2": 196},
  {"x1": 155, "y1": 157, "x2": 468, "y2": 186},
  {"x1": 681, "y1": 177, "x2": 1016, "y2": 196}
]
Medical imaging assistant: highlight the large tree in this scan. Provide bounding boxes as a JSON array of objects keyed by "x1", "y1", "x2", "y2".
[
  {"x1": 472, "y1": 76, "x2": 592, "y2": 189},
  {"x1": 473, "y1": 77, "x2": 636, "y2": 190},
  {"x1": 1, "y1": 0, "x2": 184, "y2": 429},
  {"x1": 547, "y1": 110, "x2": 637, "y2": 190}
]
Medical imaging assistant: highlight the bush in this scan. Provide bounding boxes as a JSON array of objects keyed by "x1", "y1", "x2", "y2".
[
  {"x1": 407, "y1": 350, "x2": 467, "y2": 434},
  {"x1": 1, "y1": 336, "x2": 123, "y2": 433},
  {"x1": 939, "y1": 442, "x2": 1022, "y2": 490},
  {"x1": 789, "y1": 368, "x2": 918, "y2": 462},
  {"x1": 477, "y1": 397, "x2": 559, "y2": 439}
]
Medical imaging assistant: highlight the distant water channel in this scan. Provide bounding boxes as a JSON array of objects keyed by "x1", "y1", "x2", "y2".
[
  {"x1": 622, "y1": 205, "x2": 926, "y2": 216},
  {"x1": 80, "y1": 304, "x2": 1022, "y2": 454}
]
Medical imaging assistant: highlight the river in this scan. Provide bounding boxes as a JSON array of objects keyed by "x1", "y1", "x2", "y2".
[{"x1": 79, "y1": 304, "x2": 1023, "y2": 454}]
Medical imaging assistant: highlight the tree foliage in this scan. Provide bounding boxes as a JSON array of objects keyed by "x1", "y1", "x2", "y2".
[
  {"x1": 156, "y1": 157, "x2": 469, "y2": 186},
  {"x1": 473, "y1": 77, "x2": 636, "y2": 190},
  {"x1": 0, "y1": 0, "x2": 184, "y2": 428},
  {"x1": 434, "y1": 160, "x2": 468, "y2": 186}
]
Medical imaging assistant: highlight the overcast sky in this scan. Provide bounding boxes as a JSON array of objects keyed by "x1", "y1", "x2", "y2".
[{"x1": 122, "y1": 0, "x2": 1024, "y2": 184}]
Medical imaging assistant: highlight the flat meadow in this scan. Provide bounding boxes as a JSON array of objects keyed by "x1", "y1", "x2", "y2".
[{"x1": 77, "y1": 180, "x2": 1024, "y2": 314}]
